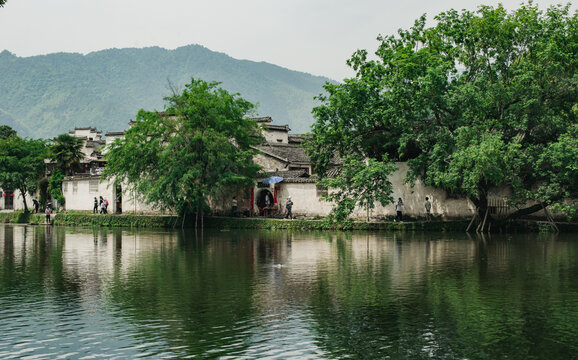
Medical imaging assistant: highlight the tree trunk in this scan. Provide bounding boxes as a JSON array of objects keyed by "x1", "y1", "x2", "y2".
[
  {"x1": 506, "y1": 203, "x2": 549, "y2": 220},
  {"x1": 201, "y1": 208, "x2": 204, "y2": 230},
  {"x1": 20, "y1": 188, "x2": 29, "y2": 213}
]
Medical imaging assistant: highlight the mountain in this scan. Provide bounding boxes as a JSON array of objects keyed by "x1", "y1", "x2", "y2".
[{"x1": 0, "y1": 45, "x2": 334, "y2": 139}]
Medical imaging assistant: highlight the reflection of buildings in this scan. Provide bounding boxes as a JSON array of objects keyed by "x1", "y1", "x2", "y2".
[{"x1": 0, "y1": 225, "x2": 572, "y2": 358}]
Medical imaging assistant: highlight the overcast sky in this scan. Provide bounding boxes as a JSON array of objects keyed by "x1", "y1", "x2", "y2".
[{"x1": 0, "y1": 0, "x2": 571, "y2": 80}]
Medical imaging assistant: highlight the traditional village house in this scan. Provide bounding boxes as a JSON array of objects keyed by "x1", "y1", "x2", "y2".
[
  {"x1": 60, "y1": 127, "x2": 157, "y2": 214},
  {"x1": 52, "y1": 118, "x2": 529, "y2": 221}
]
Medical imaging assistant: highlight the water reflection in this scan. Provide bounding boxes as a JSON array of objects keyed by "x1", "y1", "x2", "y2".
[{"x1": 0, "y1": 225, "x2": 577, "y2": 359}]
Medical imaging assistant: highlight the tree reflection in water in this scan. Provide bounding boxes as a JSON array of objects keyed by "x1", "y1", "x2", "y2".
[{"x1": 0, "y1": 225, "x2": 577, "y2": 359}]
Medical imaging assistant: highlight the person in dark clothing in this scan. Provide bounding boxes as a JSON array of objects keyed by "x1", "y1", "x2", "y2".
[
  {"x1": 285, "y1": 197, "x2": 293, "y2": 220},
  {"x1": 45, "y1": 205, "x2": 52, "y2": 224},
  {"x1": 231, "y1": 197, "x2": 239, "y2": 217},
  {"x1": 93, "y1": 197, "x2": 98, "y2": 214},
  {"x1": 32, "y1": 199, "x2": 39, "y2": 214},
  {"x1": 395, "y1": 198, "x2": 403, "y2": 222}
]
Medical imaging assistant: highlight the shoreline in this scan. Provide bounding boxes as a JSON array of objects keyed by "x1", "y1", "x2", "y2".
[{"x1": 1, "y1": 211, "x2": 576, "y2": 232}]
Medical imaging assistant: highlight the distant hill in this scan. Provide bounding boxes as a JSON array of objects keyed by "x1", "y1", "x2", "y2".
[{"x1": 0, "y1": 45, "x2": 334, "y2": 138}]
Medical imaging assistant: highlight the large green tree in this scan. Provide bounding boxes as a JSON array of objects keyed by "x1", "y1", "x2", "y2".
[
  {"x1": 0, "y1": 134, "x2": 47, "y2": 212},
  {"x1": 103, "y1": 78, "x2": 264, "y2": 226},
  {"x1": 307, "y1": 3, "x2": 577, "y2": 225}
]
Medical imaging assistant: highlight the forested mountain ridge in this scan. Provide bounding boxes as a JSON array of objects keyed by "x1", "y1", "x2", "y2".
[{"x1": 0, "y1": 45, "x2": 333, "y2": 138}]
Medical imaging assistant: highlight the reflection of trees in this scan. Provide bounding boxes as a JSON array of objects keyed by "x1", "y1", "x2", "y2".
[
  {"x1": 0, "y1": 225, "x2": 86, "y2": 325},
  {"x1": 308, "y1": 233, "x2": 578, "y2": 359},
  {"x1": 105, "y1": 229, "x2": 259, "y2": 358},
  {"x1": 2, "y1": 226, "x2": 578, "y2": 358}
]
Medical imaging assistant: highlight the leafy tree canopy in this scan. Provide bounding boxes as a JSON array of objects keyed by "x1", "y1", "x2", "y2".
[
  {"x1": 103, "y1": 78, "x2": 264, "y2": 223},
  {"x1": 0, "y1": 125, "x2": 17, "y2": 139},
  {"x1": 307, "y1": 2, "x2": 577, "y2": 220},
  {"x1": 0, "y1": 135, "x2": 47, "y2": 211}
]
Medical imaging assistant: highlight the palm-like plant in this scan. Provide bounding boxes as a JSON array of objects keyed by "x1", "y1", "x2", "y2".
[{"x1": 50, "y1": 134, "x2": 84, "y2": 175}]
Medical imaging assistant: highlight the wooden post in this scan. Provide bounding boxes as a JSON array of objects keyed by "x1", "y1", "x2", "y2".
[{"x1": 466, "y1": 212, "x2": 478, "y2": 232}]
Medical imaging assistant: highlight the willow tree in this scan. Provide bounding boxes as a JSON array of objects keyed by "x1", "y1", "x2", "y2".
[
  {"x1": 307, "y1": 3, "x2": 578, "y2": 227},
  {"x1": 103, "y1": 78, "x2": 263, "y2": 227}
]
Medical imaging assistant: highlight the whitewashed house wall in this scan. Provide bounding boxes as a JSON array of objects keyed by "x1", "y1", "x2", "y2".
[{"x1": 0, "y1": 190, "x2": 34, "y2": 211}]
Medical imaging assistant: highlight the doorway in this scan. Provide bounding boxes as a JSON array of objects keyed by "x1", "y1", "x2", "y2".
[
  {"x1": 4, "y1": 191, "x2": 13, "y2": 210},
  {"x1": 256, "y1": 189, "x2": 274, "y2": 216}
]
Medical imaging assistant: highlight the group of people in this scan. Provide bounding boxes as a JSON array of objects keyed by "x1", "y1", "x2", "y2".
[
  {"x1": 93, "y1": 196, "x2": 109, "y2": 214},
  {"x1": 232, "y1": 195, "x2": 435, "y2": 221},
  {"x1": 394, "y1": 196, "x2": 432, "y2": 222},
  {"x1": 30, "y1": 199, "x2": 52, "y2": 224},
  {"x1": 231, "y1": 195, "x2": 294, "y2": 219}
]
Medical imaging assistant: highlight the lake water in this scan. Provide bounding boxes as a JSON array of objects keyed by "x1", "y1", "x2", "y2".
[{"x1": 1, "y1": 224, "x2": 577, "y2": 359}]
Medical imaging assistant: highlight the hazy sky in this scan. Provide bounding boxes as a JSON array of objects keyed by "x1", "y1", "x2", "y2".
[{"x1": 0, "y1": 0, "x2": 571, "y2": 80}]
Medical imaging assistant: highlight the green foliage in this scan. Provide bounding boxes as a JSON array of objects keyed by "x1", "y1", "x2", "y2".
[
  {"x1": 320, "y1": 156, "x2": 397, "y2": 223},
  {"x1": 308, "y1": 2, "x2": 578, "y2": 218},
  {"x1": 0, "y1": 125, "x2": 17, "y2": 139},
  {"x1": 0, "y1": 135, "x2": 47, "y2": 211},
  {"x1": 103, "y1": 78, "x2": 264, "y2": 222},
  {"x1": 49, "y1": 134, "x2": 84, "y2": 175},
  {"x1": 38, "y1": 177, "x2": 49, "y2": 209},
  {"x1": 0, "y1": 45, "x2": 333, "y2": 138},
  {"x1": 48, "y1": 169, "x2": 65, "y2": 207}
]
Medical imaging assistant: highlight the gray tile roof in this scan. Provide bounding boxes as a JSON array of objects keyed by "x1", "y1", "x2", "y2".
[
  {"x1": 260, "y1": 169, "x2": 310, "y2": 179},
  {"x1": 256, "y1": 143, "x2": 310, "y2": 164}
]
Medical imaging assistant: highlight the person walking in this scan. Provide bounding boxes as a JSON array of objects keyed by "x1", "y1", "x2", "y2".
[
  {"x1": 99, "y1": 196, "x2": 104, "y2": 214},
  {"x1": 424, "y1": 197, "x2": 432, "y2": 221},
  {"x1": 285, "y1": 196, "x2": 293, "y2": 220},
  {"x1": 231, "y1": 196, "x2": 239, "y2": 217},
  {"x1": 93, "y1": 197, "x2": 98, "y2": 214},
  {"x1": 32, "y1": 199, "x2": 39, "y2": 214},
  {"x1": 395, "y1": 198, "x2": 403, "y2": 222},
  {"x1": 45, "y1": 204, "x2": 52, "y2": 224}
]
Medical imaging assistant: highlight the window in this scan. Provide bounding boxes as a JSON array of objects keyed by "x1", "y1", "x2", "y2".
[
  {"x1": 89, "y1": 180, "x2": 99, "y2": 193},
  {"x1": 63, "y1": 182, "x2": 68, "y2": 193},
  {"x1": 72, "y1": 182, "x2": 78, "y2": 194}
]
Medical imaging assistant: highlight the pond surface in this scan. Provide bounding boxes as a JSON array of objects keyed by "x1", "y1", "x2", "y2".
[{"x1": 1, "y1": 224, "x2": 577, "y2": 359}]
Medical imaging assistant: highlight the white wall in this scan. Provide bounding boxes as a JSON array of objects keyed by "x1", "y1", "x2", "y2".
[
  {"x1": 63, "y1": 176, "x2": 159, "y2": 214},
  {"x1": 0, "y1": 189, "x2": 34, "y2": 211},
  {"x1": 63, "y1": 176, "x2": 115, "y2": 212},
  {"x1": 263, "y1": 129, "x2": 289, "y2": 144},
  {"x1": 268, "y1": 162, "x2": 477, "y2": 220}
]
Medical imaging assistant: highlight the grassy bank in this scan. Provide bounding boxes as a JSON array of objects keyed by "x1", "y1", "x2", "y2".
[
  {"x1": 0, "y1": 211, "x2": 480, "y2": 232},
  {"x1": 1, "y1": 211, "x2": 576, "y2": 232}
]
